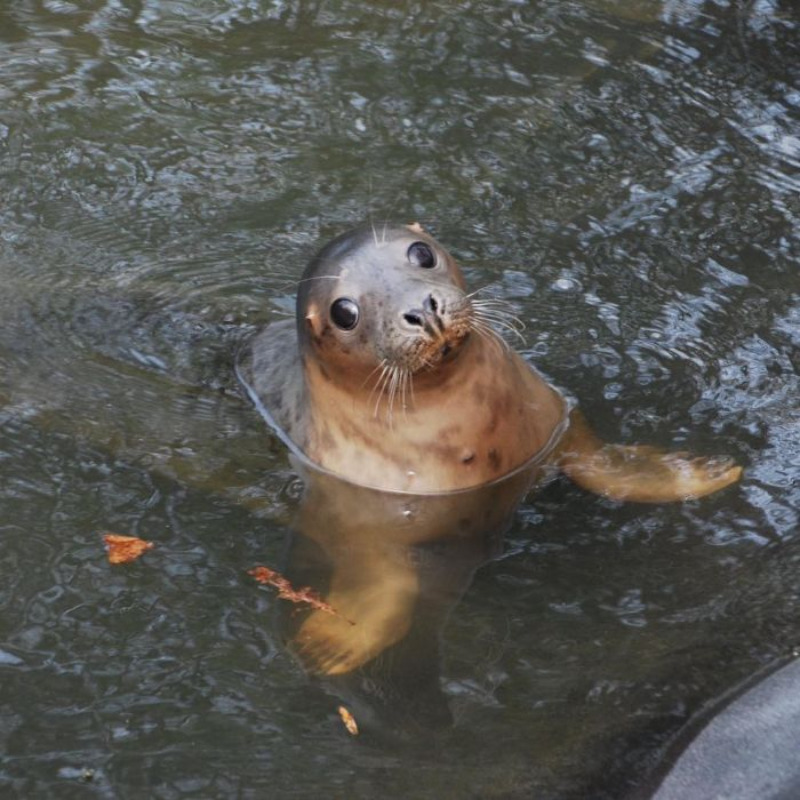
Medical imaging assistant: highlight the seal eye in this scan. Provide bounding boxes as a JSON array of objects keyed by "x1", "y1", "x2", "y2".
[
  {"x1": 330, "y1": 297, "x2": 359, "y2": 330},
  {"x1": 407, "y1": 242, "x2": 436, "y2": 269}
]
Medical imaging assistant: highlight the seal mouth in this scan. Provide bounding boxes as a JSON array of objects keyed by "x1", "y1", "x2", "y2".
[
  {"x1": 415, "y1": 324, "x2": 471, "y2": 371},
  {"x1": 437, "y1": 330, "x2": 471, "y2": 363},
  {"x1": 367, "y1": 326, "x2": 470, "y2": 423}
]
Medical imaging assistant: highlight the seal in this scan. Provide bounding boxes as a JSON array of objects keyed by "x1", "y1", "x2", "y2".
[{"x1": 237, "y1": 223, "x2": 741, "y2": 499}]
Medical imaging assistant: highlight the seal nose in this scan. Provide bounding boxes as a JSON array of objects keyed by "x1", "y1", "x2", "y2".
[
  {"x1": 423, "y1": 294, "x2": 442, "y2": 315},
  {"x1": 403, "y1": 293, "x2": 445, "y2": 335}
]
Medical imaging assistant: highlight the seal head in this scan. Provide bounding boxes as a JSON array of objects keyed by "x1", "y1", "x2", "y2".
[{"x1": 297, "y1": 224, "x2": 473, "y2": 394}]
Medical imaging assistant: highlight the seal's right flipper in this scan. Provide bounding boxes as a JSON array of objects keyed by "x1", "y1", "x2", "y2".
[
  {"x1": 558, "y1": 410, "x2": 742, "y2": 503},
  {"x1": 289, "y1": 561, "x2": 419, "y2": 677}
]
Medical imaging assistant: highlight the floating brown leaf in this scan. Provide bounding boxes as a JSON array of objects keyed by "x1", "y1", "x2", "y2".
[
  {"x1": 248, "y1": 565, "x2": 351, "y2": 623},
  {"x1": 103, "y1": 533, "x2": 154, "y2": 565},
  {"x1": 338, "y1": 705, "x2": 359, "y2": 736}
]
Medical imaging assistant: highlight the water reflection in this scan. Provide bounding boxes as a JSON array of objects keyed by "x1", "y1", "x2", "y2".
[{"x1": 278, "y1": 450, "x2": 546, "y2": 737}]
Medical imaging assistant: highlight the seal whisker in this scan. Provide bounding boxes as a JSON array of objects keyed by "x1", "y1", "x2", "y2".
[
  {"x1": 395, "y1": 367, "x2": 405, "y2": 419},
  {"x1": 469, "y1": 292, "x2": 525, "y2": 319},
  {"x1": 371, "y1": 363, "x2": 393, "y2": 419},
  {"x1": 365, "y1": 359, "x2": 391, "y2": 420},
  {"x1": 380, "y1": 367, "x2": 395, "y2": 424},
  {"x1": 373, "y1": 363, "x2": 407, "y2": 428},
  {"x1": 399, "y1": 367, "x2": 413, "y2": 418},
  {"x1": 473, "y1": 308, "x2": 526, "y2": 346},
  {"x1": 379, "y1": 366, "x2": 394, "y2": 417},
  {"x1": 471, "y1": 300, "x2": 526, "y2": 332},
  {"x1": 475, "y1": 311, "x2": 526, "y2": 338},
  {"x1": 466, "y1": 286, "x2": 506, "y2": 302},
  {"x1": 367, "y1": 174, "x2": 380, "y2": 248},
  {"x1": 405, "y1": 368, "x2": 414, "y2": 412},
  {"x1": 379, "y1": 193, "x2": 406, "y2": 246},
  {"x1": 470, "y1": 319, "x2": 498, "y2": 346},
  {"x1": 474, "y1": 316, "x2": 512, "y2": 347},
  {"x1": 382, "y1": 366, "x2": 396, "y2": 429},
  {"x1": 392, "y1": 366, "x2": 404, "y2": 424},
  {"x1": 471, "y1": 318, "x2": 509, "y2": 355},
  {"x1": 362, "y1": 359, "x2": 388, "y2": 393},
  {"x1": 470, "y1": 297, "x2": 524, "y2": 315},
  {"x1": 386, "y1": 365, "x2": 402, "y2": 429},
  {"x1": 392, "y1": 366, "x2": 402, "y2": 426},
  {"x1": 473, "y1": 309, "x2": 526, "y2": 334},
  {"x1": 419, "y1": 355, "x2": 436, "y2": 370},
  {"x1": 466, "y1": 285, "x2": 519, "y2": 303},
  {"x1": 383, "y1": 367, "x2": 394, "y2": 425}
]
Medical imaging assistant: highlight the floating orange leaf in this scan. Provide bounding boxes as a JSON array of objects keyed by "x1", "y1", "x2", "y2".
[
  {"x1": 248, "y1": 565, "x2": 351, "y2": 623},
  {"x1": 338, "y1": 705, "x2": 359, "y2": 736},
  {"x1": 103, "y1": 533, "x2": 154, "y2": 565}
]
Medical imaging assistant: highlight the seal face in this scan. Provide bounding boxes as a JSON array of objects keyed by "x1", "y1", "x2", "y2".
[
  {"x1": 297, "y1": 225, "x2": 473, "y2": 384},
  {"x1": 238, "y1": 223, "x2": 568, "y2": 494}
]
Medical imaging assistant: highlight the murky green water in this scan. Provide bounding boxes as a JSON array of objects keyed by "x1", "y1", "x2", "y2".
[{"x1": 0, "y1": 1, "x2": 798, "y2": 797}]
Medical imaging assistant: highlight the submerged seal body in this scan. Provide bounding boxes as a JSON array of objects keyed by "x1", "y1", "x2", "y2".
[{"x1": 238, "y1": 223, "x2": 741, "y2": 499}]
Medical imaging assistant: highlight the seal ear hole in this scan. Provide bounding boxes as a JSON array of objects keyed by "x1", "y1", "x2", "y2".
[
  {"x1": 330, "y1": 297, "x2": 360, "y2": 330},
  {"x1": 407, "y1": 242, "x2": 436, "y2": 269}
]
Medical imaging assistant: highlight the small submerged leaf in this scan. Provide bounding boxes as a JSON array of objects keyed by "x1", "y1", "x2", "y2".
[
  {"x1": 338, "y1": 705, "x2": 359, "y2": 736},
  {"x1": 248, "y1": 565, "x2": 352, "y2": 623},
  {"x1": 103, "y1": 533, "x2": 154, "y2": 565}
]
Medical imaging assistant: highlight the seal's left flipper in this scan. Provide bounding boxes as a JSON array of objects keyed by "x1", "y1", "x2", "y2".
[{"x1": 558, "y1": 410, "x2": 742, "y2": 503}]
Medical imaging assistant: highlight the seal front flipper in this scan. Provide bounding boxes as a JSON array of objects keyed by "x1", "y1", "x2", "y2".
[
  {"x1": 289, "y1": 564, "x2": 418, "y2": 676},
  {"x1": 557, "y1": 409, "x2": 742, "y2": 503}
]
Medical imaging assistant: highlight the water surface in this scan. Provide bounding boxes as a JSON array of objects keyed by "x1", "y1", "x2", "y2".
[{"x1": 0, "y1": 1, "x2": 798, "y2": 797}]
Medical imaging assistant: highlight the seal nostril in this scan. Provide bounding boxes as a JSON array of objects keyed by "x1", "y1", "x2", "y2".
[
  {"x1": 424, "y1": 294, "x2": 440, "y2": 315},
  {"x1": 404, "y1": 312, "x2": 423, "y2": 327}
]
